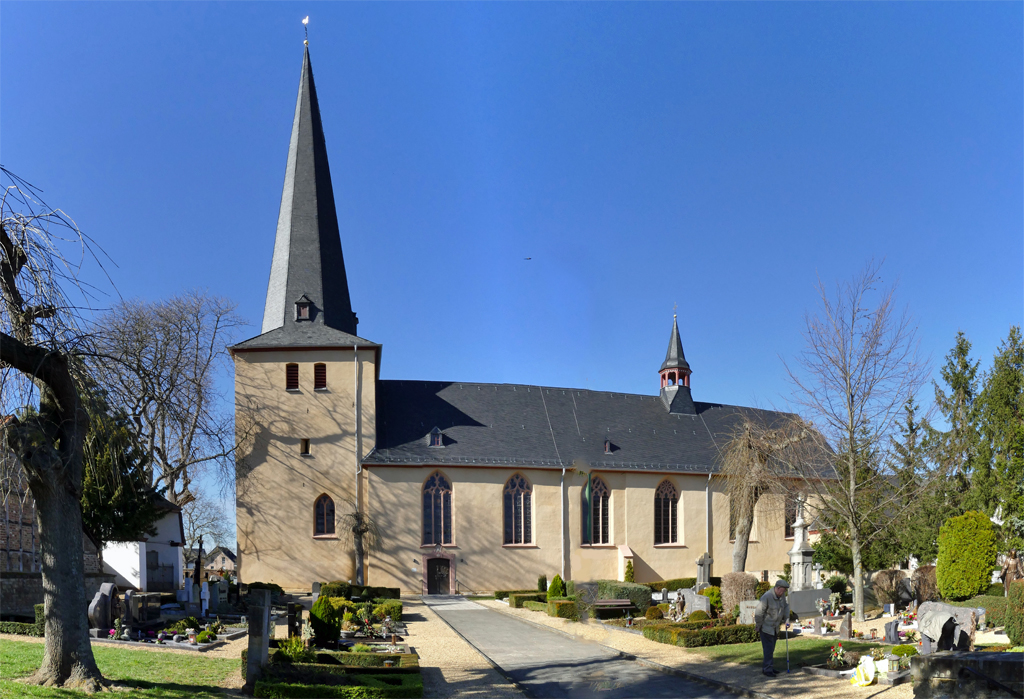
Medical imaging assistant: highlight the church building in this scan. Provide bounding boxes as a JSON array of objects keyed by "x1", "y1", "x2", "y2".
[{"x1": 232, "y1": 47, "x2": 797, "y2": 594}]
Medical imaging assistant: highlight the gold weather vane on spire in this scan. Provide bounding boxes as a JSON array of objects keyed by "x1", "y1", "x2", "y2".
[{"x1": 303, "y1": 16, "x2": 309, "y2": 45}]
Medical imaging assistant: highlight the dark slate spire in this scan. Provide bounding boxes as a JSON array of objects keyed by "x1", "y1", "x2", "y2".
[
  {"x1": 660, "y1": 315, "x2": 690, "y2": 372},
  {"x1": 261, "y1": 46, "x2": 358, "y2": 336}
]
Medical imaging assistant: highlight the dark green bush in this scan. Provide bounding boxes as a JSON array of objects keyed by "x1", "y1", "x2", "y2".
[
  {"x1": 937, "y1": 511, "x2": 998, "y2": 601},
  {"x1": 373, "y1": 600, "x2": 403, "y2": 622},
  {"x1": 645, "y1": 607, "x2": 664, "y2": 620},
  {"x1": 311, "y1": 595, "x2": 341, "y2": 642},
  {"x1": 891, "y1": 644, "x2": 918, "y2": 657},
  {"x1": 643, "y1": 623, "x2": 757, "y2": 647},
  {"x1": 700, "y1": 586, "x2": 722, "y2": 614},
  {"x1": 248, "y1": 582, "x2": 286, "y2": 597},
  {"x1": 624, "y1": 561, "x2": 635, "y2": 583},
  {"x1": 547, "y1": 574, "x2": 566, "y2": 600},
  {"x1": 687, "y1": 610, "x2": 709, "y2": 622},
  {"x1": 1007, "y1": 581, "x2": 1024, "y2": 646},
  {"x1": 319, "y1": 584, "x2": 401, "y2": 601},
  {"x1": 0, "y1": 621, "x2": 41, "y2": 636},
  {"x1": 643, "y1": 578, "x2": 696, "y2": 593},
  {"x1": 547, "y1": 599, "x2": 579, "y2": 621},
  {"x1": 493, "y1": 589, "x2": 537, "y2": 600},
  {"x1": 596, "y1": 580, "x2": 651, "y2": 613},
  {"x1": 824, "y1": 575, "x2": 848, "y2": 595},
  {"x1": 254, "y1": 672, "x2": 423, "y2": 698},
  {"x1": 197, "y1": 629, "x2": 217, "y2": 643},
  {"x1": 538, "y1": 575, "x2": 547, "y2": 592},
  {"x1": 509, "y1": 593, "x2": 546, "y2": 609},
  {"x1": 320, "y1": 582, "x2": 351, "y2": 599}
]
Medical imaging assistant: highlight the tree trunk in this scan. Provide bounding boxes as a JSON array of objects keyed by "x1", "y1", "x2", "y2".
[
  {"x1": 30, "y1": 477, "x2": 103, "y2": 690},
  {"x1": 850, "y1": 534, "x2": 865, "y2": 622},
  {"x1": 354, "y1": 526, "x2": 365, "y2": 586},
  {"x1": 732, "y1": 489, "x2": 759, "y2": 572}
]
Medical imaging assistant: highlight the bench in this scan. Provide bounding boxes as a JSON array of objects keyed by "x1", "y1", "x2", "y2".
[{"x1": 591, "y1": 599, "x2": 635, "y2": 614}]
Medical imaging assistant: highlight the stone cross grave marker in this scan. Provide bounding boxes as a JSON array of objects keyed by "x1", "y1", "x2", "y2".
[
  {"x1": 738, "y1": 600, "x2": 759, "y2": 625},
  {"x1": 696, "y1": 553, "x2": 713, "y2": 588}
]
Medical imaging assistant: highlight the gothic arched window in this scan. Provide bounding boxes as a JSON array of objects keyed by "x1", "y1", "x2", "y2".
[
  {"x1": 422, "y1": 471, "x2": 453, "y2": 546},
  {"x1": 314, "y1": 494, "x2": 335, "y2": 536},
  {"x1": 590, "y1": 476, "x2": 610, "y2": 545},
  {"x1": 503, "y1": 474, "x2": 532, "y2": 545},
  {"x1": 654, "y1": 480, "x2": 678, "y2": 545}
]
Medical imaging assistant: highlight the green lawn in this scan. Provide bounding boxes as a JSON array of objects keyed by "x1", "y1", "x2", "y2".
[
  {"x1": 689, "y1": 636, "x2": 883, "y2": 668},
  {"x1": 0, "y1": 640, "x2": 238, "y2": 698}
]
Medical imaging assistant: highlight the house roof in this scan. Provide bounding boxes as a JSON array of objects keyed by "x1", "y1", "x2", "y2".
[
  {"x1": 363, "y1": 380, "x2": 798, "y2": 474},
  {"x1": 256, "y1": 45, "x2": 359, "y2": 341},
  {"x1": 204, "y1": 546, "x2": 236, "y2": 563}
]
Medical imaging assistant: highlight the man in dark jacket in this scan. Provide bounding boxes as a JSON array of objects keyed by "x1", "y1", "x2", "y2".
[{"x1": 754, "y1": 580, "x2": 790, "y2": 677}]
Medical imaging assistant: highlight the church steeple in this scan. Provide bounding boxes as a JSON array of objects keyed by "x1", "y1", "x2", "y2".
[
  {"x1": 261, "y1": 46, "x2": 358, "y2": 336},
  {"x1": 659, "y1": 315, "x2": 695, "y2": 414}
]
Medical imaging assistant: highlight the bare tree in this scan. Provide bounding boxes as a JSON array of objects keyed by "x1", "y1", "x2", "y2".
[
  {"x1": 786, "y1": 262, "x2": 929, "y2": 621},
  {"x1": 338, "y1": 499, "x2": 382, "y2": 586},
  {"x1": 181, "y1": 489, "x2": 232, "y2": 565},
  {"x1": 720, "y1": 415, "x2": 811, "y2": 572},
  {"x1": 0, "y1": 172, "x2": 105, "y2": 690},
  {"x1": 90, "y1": 292, "x2": 247, "y2": 506}
]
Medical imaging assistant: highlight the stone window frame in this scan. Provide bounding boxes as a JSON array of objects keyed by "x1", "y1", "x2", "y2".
[
  {"x1": 502, "y1": 473, "x2": 533, "y2": 546},
  {"x1": 654, "y1": 479, "x2": 679, "y2": 546},
  {"x1": 589, "y1": 476, "x2": 611, "y2": 546},
  {"x1": 421, "y1": 470, "x2": 454, "y2": 547},
  {"x1": 313, "y1": 493, "x2": 336, "y2": 538}
]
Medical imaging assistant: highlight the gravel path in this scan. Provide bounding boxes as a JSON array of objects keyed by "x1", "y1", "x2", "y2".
[{"x1": 479, "y1": 600, "x2": 914, "y2": 699}]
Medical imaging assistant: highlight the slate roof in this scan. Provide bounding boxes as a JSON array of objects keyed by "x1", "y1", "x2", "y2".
[
  {"x1": 364, "y1": 380, "x2": 797, "y2": 474},
  {"x1": 259, "y1": 45, "x2": 359, "y2": 340},
  {"x1": 232, "y1": 323, "x2": 378, "y2": 351},
  {"x1": 660, "y1": 316, "x2": 690, "y2": 373}
]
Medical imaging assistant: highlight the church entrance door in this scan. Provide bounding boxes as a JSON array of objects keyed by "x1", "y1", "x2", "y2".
[{"x1": 427, "y1": 558, "x2": 450, "y2": 595}]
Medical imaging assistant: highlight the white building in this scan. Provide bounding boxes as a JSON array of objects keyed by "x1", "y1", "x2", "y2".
[{"x1": 102, "y1": 497, "x2": 185, "y2": 592}]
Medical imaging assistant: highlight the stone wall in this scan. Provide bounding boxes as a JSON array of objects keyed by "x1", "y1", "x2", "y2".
[
  {"x1": 0, "y1": 571, "x2": 114, "y2": 618},
  {"x1": 912, "y1": 651, "x2": 1024, "y2": 699}
]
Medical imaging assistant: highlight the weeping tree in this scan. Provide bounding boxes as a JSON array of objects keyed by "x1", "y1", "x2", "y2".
[
  {"x1": 339, "y1": 499, "x2": 382, "y2": 586},
  {"x1": 0, "y1": 171, "x2": 107, "y2": 690},
  {"x1": 720, "y1": 415, "x2": 812, "y2": 572}
]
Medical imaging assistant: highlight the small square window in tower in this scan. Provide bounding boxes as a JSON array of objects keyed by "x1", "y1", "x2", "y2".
[
  {"x1": 294, "y1": 294, "x2": 313, "y2": 321},
  {"x1": 314, "y1": 363, "x2": 327, "y2": 390},
  {"x1": 286, "y1": 363, "x2": 299, "y2": 391}
]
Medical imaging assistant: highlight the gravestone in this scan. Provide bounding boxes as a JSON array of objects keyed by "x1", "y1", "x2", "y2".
[
  {"x1": 838, "y1": 613, "x2": 852, "y2": 640},
  {"x1": 192, "y1": 583, "x2": 200, "y2": 605},
  {"x1": 208, "y1": 581, "x2": 220, "y2": 614},
  {"x1": 200, "y1": 582, "x2": 210, "y2": 617},
  {"x1": 812, "y1": 563, "x2": 824, "y2": 590},
  {"x1": 286, "y1": 603, "x2": 302, "y2": 638},
  {"x1": 884, "y1": 619, "x2": 900, "y2": 644},
  {"x1": 788, "y1": 495, "x2": 816, "y2": 591},
  {"x1": 661, "y1": 587, "x2": 669, "y2": 604},
  {"x1": 123, "y1": 590, "x2": 136, "y2": 625},
  {"x1": 88, "y1": 582, "x2": 119, "y2": 632},
  {"x1": 312, "y1": 581, "x2": 321, "y2": 596},
  {"x1": 184, "y1": 602, "x2": 202, "y2": 617},
  {"x1": 739, "y1": 600, "x2": 759, "y2": 625},
  {"x1": 695, "y1": 553, "x2": 713, "y2": 589},
  {"x1": 812, "y1": 616, "x2": 822, "y2": 635},
  {"x1": 682, "y1": 588, "x2": 711, "y2": 616},
  {"x1": 789, "y1": 589, "x2": 830, "y2": 619},
  {"x1": 245, "y1": 589, "x2": 271, "y2": 687},
  {"x1": 918, "y1": 602, "x2": 979, "y2": 654}
]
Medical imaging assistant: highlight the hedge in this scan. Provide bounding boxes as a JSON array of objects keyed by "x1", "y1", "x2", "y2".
[
  {"x1": 547, "y1": 600, "x2": 579, "y2": 621},
  {"x1": 946, "y1": 595, "x2": 1009, "y2": 627},
  {"x1": 596, "y1": 580, "x2": 651, "y2": 613},
  {"x1": 1007, "y1": 581, "x2": 1024, "y2": 646},
  {"x1": 937, "y1": 511, "x2": 998, "y2": 601},
  {"x1": 523, "y1": 601, "x2": 548, "y2": 612},
  {"x1": 643, "y1": 623, "x2": 759, "y2": 647},
  {"x1": 493, "y1": 589, "x2": 537, "y2": 600},
  {"x1": 0, "y1": 604, "x2": 44, "y2": 637},
  {"x1": 320, "y1": 583, "x2": 401, "y2": 601},
  {"x1": 644, "y1": 578, "x2": 696, "y2": 593},
  {"x1": 509, "y1": 593, "x2": 546, "y2": 609},
  {"x1": 254, "y1": 673, "x2": 423, "y2": 699},
  {"x1": 373, "y1": 600, "x2": 403, "y2": 622},
  {"x1": 337, "y1": 653, "x2": 417, "y2": 669},
  {"x1": 988, "y1": 584, "x2": 1006, "y2": 597}
]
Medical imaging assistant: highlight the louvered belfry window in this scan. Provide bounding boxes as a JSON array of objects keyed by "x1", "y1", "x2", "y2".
[
  {"x1": 654, "y1": 480, "x2": 678, "y2": 545},
  {"x1": 314, "y1": 363, "x2": 327, "y2": 390},
  {"x1": 503, "y1": 474, "x2": 532, "y2": 545},
  {"x1": 590, "y1": 477, "x2": 610, "y2": 545},
  {"x1": 422, "y1": 471, "x2": 453, "y2": 546},
  {"x1": 286, "y1": 363, "x2": 299, "y2": 390}
]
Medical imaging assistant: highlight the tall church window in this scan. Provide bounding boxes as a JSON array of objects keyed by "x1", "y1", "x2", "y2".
[
  {"x1": 314, "y1": 494, "x2": 335, "y2": 536},
  {"x1": 785, "y1": 495, "x2": 797, "y2": 539},
  {"x1": 503, "y1": 474, "x2": 532, "y2": 545},
  {"x1": 654, "y1": 480, "x2": 678, "y2": 545},
  {"x1": 590, "y1": 476, "x2": 610, "y2": 545},
  {"x1": 314, "y1": 363, "x2": 327, "y2": 390},
  {"x1": 286, "y1": 363, "x2": 299, "y2": 391},
  {"x1": 422, "y1": 471, "x2": 453, "y2": 546}
]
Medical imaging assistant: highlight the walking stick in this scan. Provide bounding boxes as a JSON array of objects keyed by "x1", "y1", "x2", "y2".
[{"x1": 785, "y1": 624, "x2": 790, "y2": 673}]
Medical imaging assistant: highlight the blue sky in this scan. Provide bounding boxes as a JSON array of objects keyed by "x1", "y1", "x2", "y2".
[{"x1": 3, "y1": 3, "x2": 1021, "y2": 483}]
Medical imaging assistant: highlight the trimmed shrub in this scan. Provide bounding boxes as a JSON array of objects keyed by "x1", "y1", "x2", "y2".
[
  {"x1": 872, "y1": 570, "x2": 907, "y2": 605},
  {"x1": 891, "y1": 644, "x2": 918, "y2": 658},
  {"x1": 937, "y1": 511, "x2": 998, "y2": 601},
  {"x1": 547, "y1": 599, "x2": 579, "y2": 621},
  {"x1": 658, "y1": 603, "x2": 670, "y2": 614},
  {"x1": 643, "y1": 578, "x2": 697, "y2": 593},
  {"x1": 538, "y1": 575, "x2": 547, "y2": 593},
  {"x1": 643, "y1": 622, "x2": 758, "y2": 647},
  {"x1": 509, "y1": 593, "x2": 546, "y2": 609},
  {"x1": 1007, "y1": 581, "x2": 1024, "y2": 646},
  {"x1": 523, "y1": 601, "x2": 548, "y2": 612},
  {"x1": 0, "y1": 621, "x2": 41, "y2": 636},
  {"x1": 755, "y1": 581, "x2": 771, "y2": 599},
  {"x1": 670, "y1": 617, "x2": 728, "y2": 630},
  {"x1": 700, "y1": 586, "x2": 722, "y2": 615},
  {"x1": 912, "y1": 565, "x2": 939, "y2": 604},
  {"x1": 824, "y1": 575, "x2": 848, "y2": 595},
  {"x1": 720, "y1": 573, "x2": 758, "y2": 616},
  {"x1": 624, "y1": 561, "x2": 635, "y2": 583},
  {"x1": 320, "y1": 582, "x2": 351, "y2": 599},
  {"x1": 645, "y1": 606, "x2": 664, "y2": 620},
  {"x1": 596, "y1": 580, "x2": 651, "y2": 613},
  {"x1": 547, "y1": 574, "x2": 566, "y2": 600},
  {"x1": 565, "y1": 580, "x2": 576, "y2": 597},
  {"x1": 197, "y1": 629, "x2": 217, "y2": 643},
  {"x1": 329, "y1": 598, "x2": 360, "y2": 615},
  {"x1": 687, "y1": 610, "x2": 709, "y2": 622},
  {"x1": 311, "y1": 595, "x2": 341, "y2": 642},
  {"x1": 373, "y1": 600, "x2": 403, "y2": 622},
  {"x1": 254, "y1": 672, "x2": 424, "y2": 698},
  {"x1": 987, "y1": 583, "x2": 1006, "y2": 597},
  {"x1": 493, "y1": 589, "x2": 537, "y2": 600}
]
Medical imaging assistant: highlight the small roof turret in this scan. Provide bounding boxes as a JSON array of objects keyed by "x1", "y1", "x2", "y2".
[{"x1": 660, "y1": 315, "x2": 690, "y2": 373}]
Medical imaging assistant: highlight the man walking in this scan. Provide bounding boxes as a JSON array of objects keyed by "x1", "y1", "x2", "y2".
[{"x1": 754, "y1": 580, "x2": 790, "y2": 678}]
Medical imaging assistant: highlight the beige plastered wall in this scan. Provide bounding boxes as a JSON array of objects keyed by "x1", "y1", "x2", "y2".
[
  {"x1": 233, "y1": 348, "x2": 377, "y2": 589},
  {"x1": 365, "y1": 466, "x2": 795, "y2": 594}
]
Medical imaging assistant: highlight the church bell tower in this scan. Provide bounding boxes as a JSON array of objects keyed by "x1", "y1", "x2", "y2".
[{"x1": 659, "y1": 315, "x2": 695, "y2": 415}]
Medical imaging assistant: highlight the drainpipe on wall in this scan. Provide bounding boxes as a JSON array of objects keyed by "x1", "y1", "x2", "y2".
[
  {"x1": 705, "y1": 472, "x2": 713, "y2": 566},
  {"x1": 354, "y1": 346, "x2": 361, "y2": 478},
  {"x1": 560, "y1": 466, "x2": 566, "y2": 581}
]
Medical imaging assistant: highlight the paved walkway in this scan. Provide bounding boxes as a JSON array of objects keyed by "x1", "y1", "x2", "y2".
[{"x1": 423, "y1": 596, "x2": 734, "y2": 699}]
